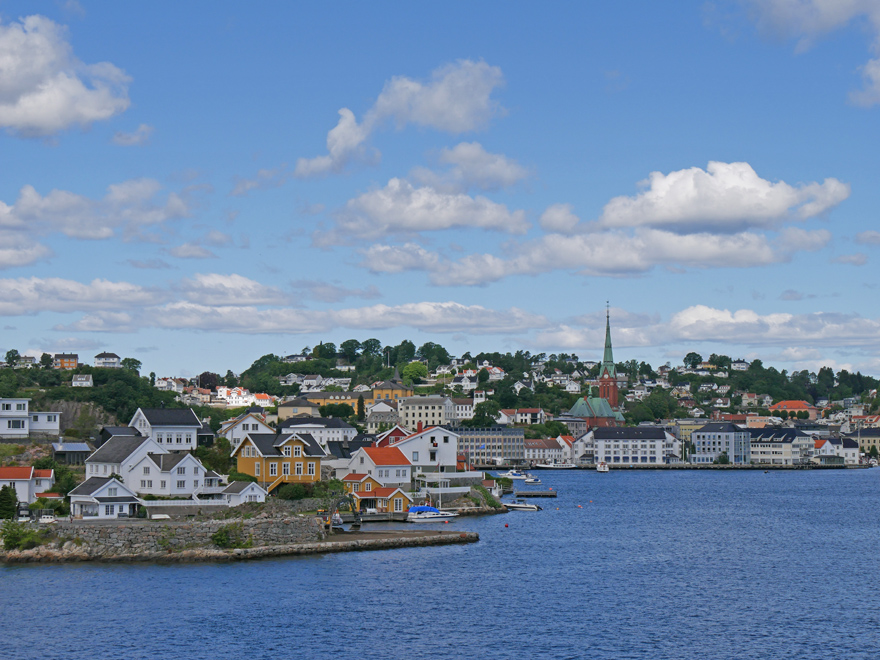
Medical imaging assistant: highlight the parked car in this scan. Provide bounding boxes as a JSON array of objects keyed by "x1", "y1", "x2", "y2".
[
  {"x1": 38, "y1": 514, "x2": 57, "y2": 524},
  {"x1": 17, "y1": 514, "x2": 31, "y2": 523}
]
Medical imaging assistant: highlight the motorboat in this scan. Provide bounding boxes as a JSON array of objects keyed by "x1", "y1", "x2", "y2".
[
  {"x1": 596, "y1": 462, "x2": 610, "y2": 473},
  {"x1": 535, "y1": 462, "x2": 577, "y2": 469},
  {"x1": 498, "y1": 469, "x2": 528, "y2": 480},
  {"x1": 524, "y1": 474, "x2": 542, "y2": 485},
  {"x1": 407, "y1": 505, "x2": 460, "y2": 522},
  {"x1": 504, "y1": 499, "x2": 542, "y2": 511}
]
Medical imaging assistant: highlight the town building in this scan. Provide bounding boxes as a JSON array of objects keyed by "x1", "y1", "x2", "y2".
[
  {"x1": 277, "y1": 416, "x2": 357, "y2": 447},
  {"x1": 0, "y1": 467, "x2": 56, "y2": 503},
  {"x1": 276, "y1": 398, "x2": 321, "y2": 420},
  {"x1": 346, "y1": 446, "x2": 412, "y2": 489},
  {"x1": 524, "y1": 437, "x2": 564, "y2": 464},
  {"x1": 94, "y1": 352, "x2": 121, "y2": 368},
  {"x1": 448, "y1": 425, "x2": 526, "y2": 465},
  {"x1": 587, "y1": 427, "x2": 681, "y2": 465},
  {"x1": 232, "y1": 432, "x2": 327, "y2": 492},
  {"x1": 219, "y1": 412, "x2": 275, "y2": 449},
  {"x1": 128, "y1": 407, "x2": 202, "y2": 452},
  {"x1": 690, "y1": 422, "x2": 751, "y2": 464},
  {"x1": 72, "y1": 374, "x2": 93, "y2": 387},
  {"x1": 53, "y1": 353, "x2": 78, "y2": 369},
  {"x1": 0, "y1": 398, "x2": 60, "y2": 439},
  {"x1": 749, "y1": 428, "x2": 814, "y2": 465},
  {"x1": 397, "y1": 395, "x2": 456, "y2": 430},
  {"x1": 69, "y1": 477, "x2": 140, "y2": 519}
]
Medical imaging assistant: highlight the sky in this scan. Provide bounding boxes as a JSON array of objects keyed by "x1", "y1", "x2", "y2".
[{"x1": 1, "y1": 1, "x2": 880, "y2": 378}]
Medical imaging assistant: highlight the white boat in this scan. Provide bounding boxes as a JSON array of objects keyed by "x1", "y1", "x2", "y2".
[
  {"x1": 596, "y1": 462, "x2": 610, "y2": 473},
  {"x1": 407, "y1": 505, "x2": 460, "y2": 522},
  {"x1": 505, "y1": 499, "x2": 542, "y2": 511},
  {"x1": 524, "y1": 474, "x2": 542, "y2": 484},
  {"x1": 535, "y1": 462, "x2": 577, "y2": 469},
  {"x1": 498, "y1": 469, "x2": 528, "y2": 479}
]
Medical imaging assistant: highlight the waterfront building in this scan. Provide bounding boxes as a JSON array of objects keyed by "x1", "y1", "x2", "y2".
[
  {"x1": 346, "y1": 446, "x2": 411, "y2": 489},
  {"x1": 378, "y1": 426, "x2": 460, "y2": 474},
  {"x1": 524, "y1": 437, "x2": 564, "y2": 463},
  {"x1": 0, "y1": 466, "x2": 56, "y2": 504},
  {"x1": 691, "y1": 422, "x2": 751, "y2": 464},
  {"x1": 69, "y1": 477, "x2": 140, "y2": 519},
  {"x1": 843, "y1": 428, "x2": 880, "y2": 456},
  {"x1": 325, "y1": 434, "x2": 377, "y2": 478},
  {"x1": 749, "y1": 428, "x2": 814, "y2": 465},
  {"x1": 128, "y1": 451, "x2": 211, "y2": 498},
  {"x1": 447, "y1": 425, "x2": 525, "y2": 465},
  {"x1": 232, "y1": 432, "x2": 326, "y2": 492},
  {"x1": 588, "y1": 427, "x2": 681, "y2": 465}
]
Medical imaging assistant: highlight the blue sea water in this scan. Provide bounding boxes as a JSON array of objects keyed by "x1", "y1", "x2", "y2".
[{"x1": 3, "y1": 469, "x2": 880, "y2": 660}]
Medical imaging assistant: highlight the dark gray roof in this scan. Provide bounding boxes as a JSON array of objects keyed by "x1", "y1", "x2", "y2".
[
  {"x1": 844, "y1": 428, "x2": 880, "y2": 438},
  {"x1": 147, "y1": 453, "x2": 189, "y2": 471},
  {"x1": 199, "y1": 422, "x2": 214, "y2": 436},
  {"x1": 277, "y1": 398, "x2": 319, "y2": 409},
  {"x1": 52, "y1": 442, "x2": 92, "y2": 452},
  {"x1": 749, "y1": 428, "x2": 811, "y2": 442},
  {"x1": 324, "y1": 437, "x2": 375, "y2": 460},
  {"x1": 138, "y1": 408, "x2": 201, "y2": 427},
  {"x1": 95, "y1": 496, "x2": 139, "y2": 503},
  {"x1": 695, "y1": 423, "x2": 745, "y2": 434},
  {"x1": 592, "y1": 427, "x2": 668, "y2": 440},
  {"x1": 95, "y1": 352, "x2": 120, "y2": 358},
  {"x1": 87, "y1": 436, "x2": 151, "y2": 464},
  {"x1": 245, "y1": 434, "x2": 280, "y2": 457},
  {"x1": 829, "y1": 437, "x2": 860, "y2": 449},
  {"x1": 101, "y1": 426, "x2": 140, "y2": 437},
  {"x1": 279, "y1": 417, "x2": 354, "y2": 430},
  {"x1": 222, "y1": 481, "x2": 259, "y2": 494},
  {"x1": 69, "y1": 477, "x2": 116, "y2": 496},
  {"x1": 280, "y1": 432, "x2": 325, "y2": 457}
]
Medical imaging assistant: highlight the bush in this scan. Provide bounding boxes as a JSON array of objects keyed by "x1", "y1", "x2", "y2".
[
  {"x1": 211, "y1": 522, "x2": 252, "y2": 549},
  {"x1": 228, "y1": 471, "x2": 257, "y2": 483},
  {"x1": 1, "y1": 519, "x2": 50, "y2": 550},
  {"x1": 473, "y1": 484, "x2": 501, "y2": 509},
  {"x1": 277, "y1": 483, "x2": 308, "y2": 500}
]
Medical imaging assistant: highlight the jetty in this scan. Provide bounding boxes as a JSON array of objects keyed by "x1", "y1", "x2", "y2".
[{"x1": 514, "y1": 490, "x2": 558, "y2": 498}]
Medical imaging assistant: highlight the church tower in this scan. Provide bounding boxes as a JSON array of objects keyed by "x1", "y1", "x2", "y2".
[{"x1": 598, "y1": 303, "x2": 618, "y2": 408}]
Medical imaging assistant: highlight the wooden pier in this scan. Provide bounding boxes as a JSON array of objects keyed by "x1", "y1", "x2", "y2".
[{"x1": 514, "y1": 490, "x2": 558, "y2": 498}]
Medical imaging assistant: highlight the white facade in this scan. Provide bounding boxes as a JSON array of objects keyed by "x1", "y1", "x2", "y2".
[
  {"x1": 386, "y1": 427, "x2": 460, "y2": 474},
  {"x1": 690, "y1": 423, "x2": 751, "y2": 464},
  {"x1": 128, "y1": 452, "x2": 209, "y2": 498},
  {"x1": 346, "y1": 448, "x2": 412, "y2": 489},
  {"x1": 398, "y1": 396, "x2": 456, "y2": 429},
  {"x1": 86, "y1": 437, "x2": 165, "y2": 481},
  {"x1": 277, "y1": 420, "x2": 357, "y2": 447},
  {"x1": 128, "y1": 408, "x2": 201, "y2": 452},
  {"x1": 589, "y1": 428, "x2": 682, "y2": 466},
  {"x1": 220, "y1": 413, "x2": 275, "y2": 448},
  {"x1": 223, "y1": 482, "x2": 268, "y2": 506},
  {"x1": 69, "y1": 478, "x2": 141, "y2": 519},
  {"x1": 94, "y1": 353, "x2": 121, "y2": 368},
  {"x1": 0, "y1": 398, "x2": 60, "y2": 438},
  {"x1": 0, "y1": 467, "x2": 56, "y2": 504}
]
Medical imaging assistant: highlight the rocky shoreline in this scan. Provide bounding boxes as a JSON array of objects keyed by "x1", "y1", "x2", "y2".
[{"x1": 0, "y1": 530, "x2": 479, "y2": 564}]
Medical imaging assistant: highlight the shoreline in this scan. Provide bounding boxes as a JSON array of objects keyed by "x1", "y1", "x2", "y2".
[{"x1": 0, "y1": 530, "x2": 479, "y2": 565}]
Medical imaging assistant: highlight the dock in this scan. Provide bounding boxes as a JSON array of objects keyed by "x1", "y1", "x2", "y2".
[{"x1": 514, "y1": 490, "x2": 558, "y2": 498}]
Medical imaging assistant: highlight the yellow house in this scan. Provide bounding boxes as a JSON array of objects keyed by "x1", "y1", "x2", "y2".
[
  {"x1": 371, "y1": 380, "x2": 413, "y2": 403},
  {"x1": 232, "y1": 432, "x2": 326, "y2": 493},
  {"x1": 303, "y1": 381, "x2": 414, "y2": 410},
  {"x1": 342, "y1": 473, "x2": 412, "y2": 513}
]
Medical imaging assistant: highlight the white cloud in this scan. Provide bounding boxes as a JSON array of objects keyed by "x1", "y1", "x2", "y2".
[
  {"x1": 178, "y1": 273, "x2": 289, "y2": 306},
  {"x1": 316, "y1": 178, "x2": 528, "y2": 246},
  {"x1": 832, "y1": 252, "x2": 868, "y2": 265},
  {"x1": 0, "y1": 15, "x2": 130, "y2": 136},
  {"x1": 598, "y1": 162, "x2": 849, "y2": 233},
  {"x1": 411, "y1": 142, "x2": 528, "y2": 192},
  {"x1": 65, "y1": 300, "x2": 549, "y2": 336},
  {"x1": 230, "y1": 166, "x2": 290, "y2": 196},
  {"x1": 742, "y1": 1, "x2": 880, "y2": 105},
  {"x1": 1, "y1": 178, "x2": 191, "y2": 241},
  {"x1": 295, "y1": 60, "x2": 504, "y2": 177},
  {"x1": 127, "y1": 258, "x2": 172, "y2": 270},
  {"x1": 167, "y1": 243, "x2": 216, "y2": 259},
  {"x1": 0, "y1": 277, "x2": 164, "y2": 315},
  {"x1": 856, "y1": 229, "x2": 880, "y2": 244},
  {"x1": 112, "y1": 123, "x2": 153, "y2": 146},
  {"x1": 359, "y1": 243, "x2": 443, "y2": 274},
  {"x1": 291, "y1": 280, "x2": 381, "y2": 303},
  {"x1": 539, "y1": 203, "x2": 581, "y2": 234},
  {"x1": 0, "y1": 232, "x2": 52, "y2": 269}
]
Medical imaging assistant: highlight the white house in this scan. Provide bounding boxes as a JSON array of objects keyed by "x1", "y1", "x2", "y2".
[
  {"x1": 128, "y1": 451, "x2": 210, "y2": 498},
  {"x1": 0, "y1": 467, "x2": 56, "y2": 504},
  {"x1": 524, "y1": 437, "x2": 564, "y2": 463},
  {"x1": 380, "y1": 426, "x2": 460, "y2": 475},
  {"x1": 0, "y1": 398, "x2": 60, "y2": 439},
  {"x1": 85, "y1": 435, "x2": 164, "y2": 481},
  {"x1": 72, "y1": 374, "x2": 93, "y2": 387},
  {"x1": 277, "y1": 417, "x2": 357, "y2": 447},
  {"x1": 219, "y1": 412, "x2": 275, "y2": 449},
  {"x1": 69, "y1": 477, "x2": 141, "y2": 519},
  {"x1": 346, "y1": 446, "x2": 412, "y2": 489},
  {"x1": 589, "y1": 427, "x2": 682, "y2": 466},
  {"x1": 128, "y1": 407, "x2": 202, "y2": 452},
  {"x1": 94, "y1": 352, "x2": 121, "y2": 368},
  {"x1": 222, "y1": 481, "x2": 267, "y2": 506}
]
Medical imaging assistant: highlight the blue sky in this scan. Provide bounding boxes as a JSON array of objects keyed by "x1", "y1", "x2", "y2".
[{"x1": 2, "y1": 1, "x2": 880, "y2": 378}]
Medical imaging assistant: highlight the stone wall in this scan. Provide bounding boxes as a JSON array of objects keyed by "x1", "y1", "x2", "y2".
[{"x1": 14, "y1": 515, "x2": 325, "y2": 560}]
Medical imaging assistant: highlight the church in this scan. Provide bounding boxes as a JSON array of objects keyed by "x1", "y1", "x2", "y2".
[{"x1": 566, "y1": 306, "x2": 624, "y2": 428}]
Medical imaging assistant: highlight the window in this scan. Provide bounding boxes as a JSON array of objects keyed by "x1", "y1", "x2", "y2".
[
  {"x1": 160, "y1": 481, "x2": 166, "y2": 489},
  {"x1": 294, "y1": 446, "x2": 302, "y2": 457},
  {"x1": 185, "y1": 434, "x2": 192, "y2": 443},
  {"x1": 140, "y1": 480, "x2": 152, "y2": 488},
  {"x1": 176, "y1": 480, "x2": 185, "y2": 489},
  {"x1": 353, "y1": 483, "x2": 359, "y2": 492},
  {"x1": 412, "y1": 451, "x2": 419, "y2": 462},
  {"x1": 0, "y1": 404, "x2": 9, "y2": 411},
  {"x1": 270, "y1": 463, "x2": 278, "y2": 477},
  {"x1": 295, "y1": 462, "x2": 303, "y2": 475},
  {"x1": 283, "y1": 446, "x2": 291, "y2": 457},
  {"x1": 254, "y1": 463, "x2": 260, "y2": 476},
  {"x1": 282, "y1": 462, "x2": 290, "y2": 476},
  {"x1": 359, "y1": 456, "x2": 364, "y2": 464},
  {"x1": 108, "y1": 488, "x2": 117, "y2": 496},
  {"x1": 16, "y1": 403, "x2": 25, "y2": 411},
  {"x1": 105, "y1": 505, "x2": 114, "y2": 516},
  {"x1": 33, "y1": 415, "x2": 38, "y2": 422},
  {"x1": 443, "y1": 436, "x2": 449, "y2": 443},
  {"x1": 7, "y1": 420, "x2": 24, "y2": 429},
  {"x1": 429, "y1": 451, "x2": 436, "y2": 462},
  {"x1": 193, "y1": 480, "x2": 199, "y2": 488},
  {"x1": 143, "y1": 467, "x2": 150, "y2": 475},
  {"x1": 394, "y1": 497, "x2": 403, "y2": 512},
  {"x1": 177, "y1": 467, "x2": 186, "y2": 475},
  {"x1": 365, "y1": 482, "x2": 371, "y2": 491}
]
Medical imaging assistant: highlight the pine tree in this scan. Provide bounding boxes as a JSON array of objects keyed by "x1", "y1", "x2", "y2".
[
  {"x1": 0, "y1": 484, "x2": 18, "y2": 519},
  {"x1": 357, "y1": 395, "x2": 365, "y2": 421}
]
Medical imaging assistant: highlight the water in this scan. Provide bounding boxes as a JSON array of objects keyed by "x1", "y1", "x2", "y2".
[{"x1": 3, "y1": 469, "x2": 880, "y2": 660}]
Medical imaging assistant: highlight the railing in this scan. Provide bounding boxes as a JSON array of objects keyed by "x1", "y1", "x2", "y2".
[{"x1": 141, "y1": 499, "x2": 228, "y2": 507}]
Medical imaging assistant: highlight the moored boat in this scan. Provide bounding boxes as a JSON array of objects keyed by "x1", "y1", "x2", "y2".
[
  {"x1": 535, "y1": 462, "x2": 576, "y2": 469},
  {"x1": 596, "y1": 461, "x2": 610, "y2": 473},
  {"x1": 407, "y1": 505, "x2": 460, "y2": 522},
  {"x1": 505, "y1": 499, "x2": 542, "y2": 511},
  {"x1": 498, "y1": 469, "x2": 528, "y2": 479}
]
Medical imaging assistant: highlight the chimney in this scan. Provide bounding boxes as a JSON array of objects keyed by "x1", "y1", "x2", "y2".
[{"x1": 417, "y1": 421, "x2": 423, "y2": 432}]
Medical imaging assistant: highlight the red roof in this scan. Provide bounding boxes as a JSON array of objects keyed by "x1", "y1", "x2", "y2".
[
  {"x1": 769, "y1": 400, "x2": 816, "y2": 411},
  {"x1": 35, "y1": 492, "x2": 62, "y2": 499},
  {"x1": 363, "y1": 446, "x2": 409, "y2": 466},
  {"x1": 33, "y1": 469, "x2": 54, "y2": 478},
  {"x1": 0, "y1": 466, "x2": 33, "y2": 480},
  {"x1": 342, "y1": 473, "x2": 370, "y2": 482},
  {"x1": 353, "y1": 487, "x2": 411, "y2": 500}
]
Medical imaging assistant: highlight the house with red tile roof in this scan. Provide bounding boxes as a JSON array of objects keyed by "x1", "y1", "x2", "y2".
[
  {"x1": 769, "y1": 400, "x2": 819, "y2": 420},
  {"x1": 0, "y1": 466, "x2": 55, "y2": 504},
  {"x1": 346, "y1": 446, "x2": 412, "y2": 488}
]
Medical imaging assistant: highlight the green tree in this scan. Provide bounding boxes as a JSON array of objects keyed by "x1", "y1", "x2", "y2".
[
  {"x1": 313, "y1": 342, "x2": 337, "y2": 359},
  {"x1": 0, "y1": 484, "x2": 18, "y2": 519},
  {"x1": 683, "y1": 352, "x2": 702, "y2": 369},
  {"x1": 870, "y1": 446, "x2": 879, "y2": 460},
  {"x1": 149, "y1": 371, "x2": 156, "y2": 386},
  {"x1": 715, "y1": 452, "x2": 730, "y2": 465},
  {"x1": 361, "y1": 338, "x2": 382, "y2": 356},
  {"x1": 120, "y1": 357, "x2": 142, "y2": 373},
  {"x1": 357, "y1": 395, "x2": 365, "y2": 421},
  {"x1": 198, "y1": 371, "x2": 220, "y2": 390},
  {"x1": 5, "y1": 349, "x2": 20, "y2": 368},
  {"x1": 320, "y1": 403, "x2": 354, "y2": 418},
  {"x1": 224, "y1": 370, "x2": 238, "y2": 387},
  {"x1": 40, "y1": 353, "x2": 53, "y2": 369},
  {"x1": 340, "y1": 339, "x2": 361, "y2": 363},
  {"x1": 478, "y1": 368, "x2": 490, "y2": 384},
  {"x1": 402, "y1": 362, "x2": 428, "y2": 382},
  {"x1": 464, "y1": 400, "x2": 501, "y2": 427}
]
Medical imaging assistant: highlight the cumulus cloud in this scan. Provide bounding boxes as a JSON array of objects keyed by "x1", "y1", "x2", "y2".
[
  {"x1": 0, "y1": 178, "x2": 191, "y2": 242},
  {"x1": 411, "y1": 142, "x2": 528, "y2": 192},
  {"x1": 0, "y1": 15, "x2": 130, "y2": 136},
  {"x1": 598, "y1": 162, "x2": 849, "y2": 233},
  {"x1": 359, "y1": 243, "x2": 443, "y2": 274},
  {"x1": 832, "y1": 252, "x2": 868, "y2": 265},
  {"x1": 291, "y1": 280, "x2": 381, "y2": 303},
  {"x1": 112, "y1": 123, "x2": 153, "y2": 146},
  {"x1": 538, "y1": 203, "x2": 581, "y2": 234},
  {"x1": 295, "y1": 60, "x2": 504, "y2": 177},
  {"x1": 856, "y1": 229, "x2": 880, "y2": 244},
  {"x1": 0, "y1": 277, "x2": 164, "y2": 315},
  {"x1": 0, "y1": 232, "x2": 52, "y2": 269},
  {"x1": 741, "y1": 1, "x2": 880, "y2": 105},
  {"x1": 316, "y1": 178, "x2": 528, "y2": 245},
  {"x1": 230, "y1": 166, "x2": 290, "y2": 196},
  {"x1": 178, "y1": 273, "x2": 289, "y2": 306}
]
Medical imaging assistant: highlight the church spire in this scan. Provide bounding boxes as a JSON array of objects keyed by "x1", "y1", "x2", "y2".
[{"x1": 602, "y1": 301, "x2": 615, "y2": 378}]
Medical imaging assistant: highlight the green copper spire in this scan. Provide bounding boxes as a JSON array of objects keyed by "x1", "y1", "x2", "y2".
[{"x1": 602, "y1": 302, "x2": 615, "y2": 378}]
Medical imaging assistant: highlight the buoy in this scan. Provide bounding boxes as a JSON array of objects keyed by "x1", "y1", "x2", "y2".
[
  {"x1": 444, "y1": 520, "x2": 448, "y2": 524},
  {"x1": 505, "y1": 523, "x2": 509, "y2": 528}
]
